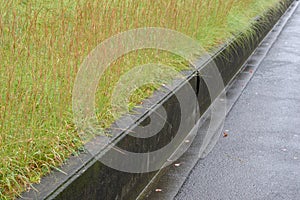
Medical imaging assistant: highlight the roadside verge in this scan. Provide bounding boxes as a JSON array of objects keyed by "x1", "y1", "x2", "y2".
[{"x1": 19, "y1": 1, "x2": 294, "y2": 199}]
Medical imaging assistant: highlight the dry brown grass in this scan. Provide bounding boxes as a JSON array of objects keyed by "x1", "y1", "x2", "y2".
[{"x1": 0, "y1": 0, "x2": 280, "y2": 198}]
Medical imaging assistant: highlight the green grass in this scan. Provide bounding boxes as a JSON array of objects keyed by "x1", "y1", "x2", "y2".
[{"x1": 0, "y1": 0, "x2": 283, "y2": 199}]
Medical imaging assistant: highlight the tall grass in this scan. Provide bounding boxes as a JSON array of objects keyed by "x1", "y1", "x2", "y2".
[{"x1": 0, "y1": 0, "x2": 281, "y2": 199}]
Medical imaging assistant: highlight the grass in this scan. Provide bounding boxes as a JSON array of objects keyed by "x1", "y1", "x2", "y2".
[{"x1": 0, "y1": 0, "x2": 284, "y2": 199}]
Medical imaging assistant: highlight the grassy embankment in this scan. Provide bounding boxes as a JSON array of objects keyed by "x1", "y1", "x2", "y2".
[{"x1": 0, "y1": 0, "x2": 283, "y2": 199}]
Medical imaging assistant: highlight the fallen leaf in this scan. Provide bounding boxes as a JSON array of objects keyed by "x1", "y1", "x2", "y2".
[{"x1": 223, "y1": 132, "x2": 228, "y2": 137}]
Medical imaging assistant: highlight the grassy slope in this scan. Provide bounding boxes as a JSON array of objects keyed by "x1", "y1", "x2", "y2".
[{"x1": 0, "y1": 0, "x2": 282, "y2": 199}]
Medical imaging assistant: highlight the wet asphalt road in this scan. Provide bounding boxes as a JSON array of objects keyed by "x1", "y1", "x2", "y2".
[{"x1": 175, "y1": 3, "x2": 300, "y2": 200}]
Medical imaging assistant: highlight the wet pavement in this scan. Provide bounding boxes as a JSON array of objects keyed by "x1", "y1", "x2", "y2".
[{"x1": 175, "y1": 3, "x2": 300, "y2": 200}]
